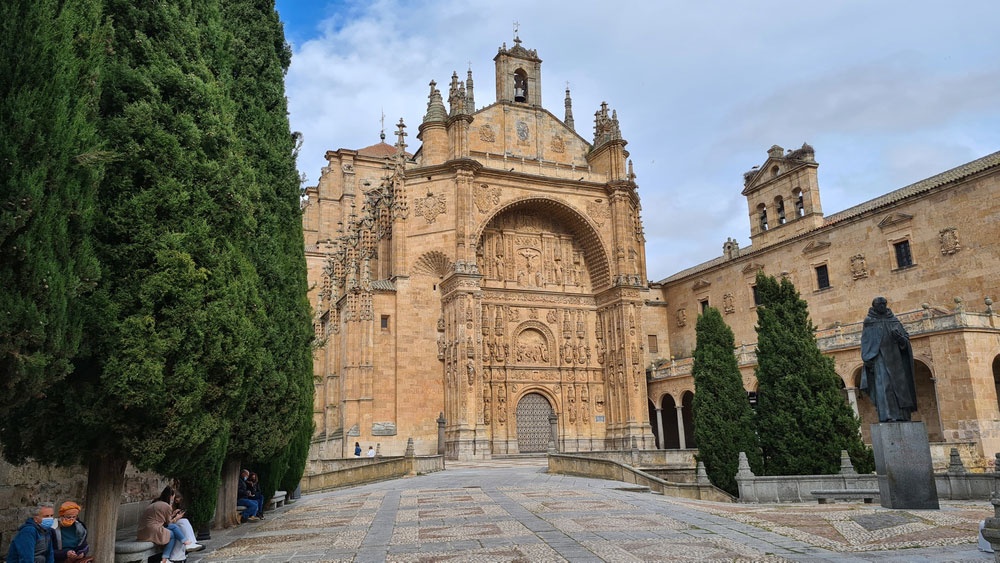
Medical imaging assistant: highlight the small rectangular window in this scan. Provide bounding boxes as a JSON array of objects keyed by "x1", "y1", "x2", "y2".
[
  {"x1": 815, "y1": 264, "x2": 830, "y2": 290},
  {"x1": 647, "y1": 335, "x2": 658, "y2": 354},
  {"x1": 751, "y1": 285, "x2": 760, "y2": 306},
  {"x1": 699, "y1": 299, "x2": 709, "y2": 313},
  {"x1": 380, "y1": 315, "x2": 390, "y2": 330},
  {"x1": 894, "y1": 240, "x2": 913, "y2": 269}
]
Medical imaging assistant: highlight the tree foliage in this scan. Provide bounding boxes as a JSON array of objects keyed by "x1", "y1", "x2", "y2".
[
  {"x1": 0, "y1": 0, "x2": 103, "y2": 433},
  {"x1": 221, "y1": 0, "x2": 315, "y2": 472},
  {"x1": 691, "y1": 307, "x2": 761, "y2": 496},
  {"x1": 753, "y1": 272, "x2": 873, "y2": 475}
]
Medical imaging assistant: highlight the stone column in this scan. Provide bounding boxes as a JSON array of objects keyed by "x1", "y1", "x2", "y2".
[
  {"x1": 548, "y1": 412, "x2": 559, "y2": 453},
  {"x1": 675, "y1": 405, "x2": 686, "y2": 449},
  {"x1": 846, "y1": 387, "x2": 860, "y2": 418},
  {"x1": 655, "y1": 407, "x2": 665, "y2": 449}
]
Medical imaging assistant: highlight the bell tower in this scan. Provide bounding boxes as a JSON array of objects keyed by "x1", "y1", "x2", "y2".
[{"x1": 494, "y1": 34, "x2": 542, "y2": 107}]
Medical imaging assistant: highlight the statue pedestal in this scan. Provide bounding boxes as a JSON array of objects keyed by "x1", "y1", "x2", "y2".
[{"x1": 871, "y1": 422, "x2": 939, "y2": 509}]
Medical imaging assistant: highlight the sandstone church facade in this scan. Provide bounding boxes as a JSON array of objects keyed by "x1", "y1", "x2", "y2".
[
  {"x1": 303, "y1": 36, "x2": 1000, "y2": 467},
  {"x1": 303, "y1": 36, "x2": 655, "y2": 460}
]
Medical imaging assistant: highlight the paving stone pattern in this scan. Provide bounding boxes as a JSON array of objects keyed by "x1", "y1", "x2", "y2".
[{"x1": 187, "y1": 458, "x2": 993, "y2": 562}]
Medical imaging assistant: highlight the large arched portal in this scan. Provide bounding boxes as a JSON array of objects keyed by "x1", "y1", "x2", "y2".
[{"x1": 515, "y1": 393, "x2": 553, "y2": 453}]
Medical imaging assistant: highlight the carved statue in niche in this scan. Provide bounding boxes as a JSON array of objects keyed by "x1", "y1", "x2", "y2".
[
  {"x1": 497, "y1": 384, "x2": 507, "y2": 424},
  {"x1": 567, "y1": 387, "x2": 576, "y2": 423},
  {"x1": 595, "y1": 388, "x2": 604, "y2": 413},
  {"x1": 467, "y1": 360, "x2": 475, "y2": 385},
  {"x1": 494, "y1": 254, "x2": 505, "y2": 281},
  {"x1": 483, "y1": 387, "x2": 491, "y2": 425},
  {"x1": 437, "y1": 335, "x2": 445, "y2": 360},
  {"x1": 850, "y1": 254, "x2": 869, "y2": 280}
]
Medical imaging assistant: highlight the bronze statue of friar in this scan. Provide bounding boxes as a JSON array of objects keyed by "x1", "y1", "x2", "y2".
[{"x1": 860, "y1": 296, "x2": 917, "y2": 422}]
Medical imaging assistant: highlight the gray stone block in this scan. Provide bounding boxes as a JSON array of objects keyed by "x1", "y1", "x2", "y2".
[{"x1": 871, "y1": 421, "x2": 940, "y2": 509}]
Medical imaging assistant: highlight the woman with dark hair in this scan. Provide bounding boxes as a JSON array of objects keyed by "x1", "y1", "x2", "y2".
[{"x1": 136, "y1": 486, "x2": 198, "y2": 562}]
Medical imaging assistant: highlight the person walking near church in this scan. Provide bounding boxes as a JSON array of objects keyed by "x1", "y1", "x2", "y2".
[{"x1": 367, "y1": 446, "x2": 376, "y2": 458}]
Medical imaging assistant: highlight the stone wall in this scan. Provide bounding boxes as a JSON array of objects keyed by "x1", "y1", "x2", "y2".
[{"x1": 0, "y1": 453, "x2": 169, "y2": 555}]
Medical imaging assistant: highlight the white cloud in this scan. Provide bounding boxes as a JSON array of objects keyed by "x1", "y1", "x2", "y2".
[{"x1": 282, "y1": 0, "x2": 1000, "y2": 280}]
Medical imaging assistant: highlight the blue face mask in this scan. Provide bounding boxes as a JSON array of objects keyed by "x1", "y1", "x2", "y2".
[{"x1": 40, "y1": 517, "x2": 55, "y2": 528}]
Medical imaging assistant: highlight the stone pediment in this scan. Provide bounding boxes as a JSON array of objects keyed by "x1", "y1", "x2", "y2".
[
  {"x1": 802, "y1": 240, "x2": 831, "y2": 254},
  {"x1": 471, "y1": 104, "x2": 589, "y2": 166},
  {"x1": 877, "y1": 212, "x2": 913, "y2": 230},
  {"x1": 692, "y1": 279, "x2": 711, "y2": 291},
  {"x1": 741, "y1": 262, "x2": 765, "y2": 276}
]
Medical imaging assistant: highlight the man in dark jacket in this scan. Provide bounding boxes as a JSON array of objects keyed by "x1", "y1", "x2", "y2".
[
  {"x1": 6, "y1": 505, "x2": 56, "y2": 563},
  {"x1": 237, "y1": 469, "x2": 261, "y2": 523}
]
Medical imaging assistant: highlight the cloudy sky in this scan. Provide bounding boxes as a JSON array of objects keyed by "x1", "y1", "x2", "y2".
[{"x1": 274, "y1": 0, "x2": 1000, "y2": 281}]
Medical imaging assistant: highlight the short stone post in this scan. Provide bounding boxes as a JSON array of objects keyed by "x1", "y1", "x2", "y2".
[
  {"x1": 838, "y1": 450, "x2": 857, "y2": 475},
  {"x1": 695, "y1": 461, "x2": 711, "y2": 485},
  {"x1": 375, "y1": 443, "x2": 381, "y2": 457},
  {"x1": 735, "y1": 452, "x2": 756, "y2": 502},
  {"x1": 405, "y1": 437, "x2": 416, "y2": 476},
  {"x1": 437, "y1": 412, "x2": 446, "y2": 456},
  {"x1": 947, "y1": 447, "x2": 968, "y2": 475},
  {"x1": 978, "y1": 493, "x2": 1000, "y2": 558}
]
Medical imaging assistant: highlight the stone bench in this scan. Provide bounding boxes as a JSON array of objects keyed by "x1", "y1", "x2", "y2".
[
  {"x1": 268, "y1": 490, "x2": 287, "y2": 509},
  {"x1": 811, "y1": 489, "x2": 880, "y2": 504},
  {"x1": 114, "y1": 539, "x2": 159, "y2": 563}
]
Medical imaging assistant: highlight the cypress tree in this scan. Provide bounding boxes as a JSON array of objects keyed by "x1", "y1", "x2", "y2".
[
  {"x1": 753, "y1": 272, "x2": 873, "y2": 475},
  {"x1": 0, "y1": 1, "x2": 261, "y2": 554},
  {"x1": 220, "y1": 0, "x2": 315, "y2": 510},
  {"x1": 691, "y1": 307, "x2": 761, "y2": 496},
  {"x1": 0, "y1": 0, "x2": 103, "y2": 424}
]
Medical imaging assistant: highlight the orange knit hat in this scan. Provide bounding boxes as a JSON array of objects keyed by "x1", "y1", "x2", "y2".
[{"x1": 59, "y1": 501, "x2": 81, "y2": 516}]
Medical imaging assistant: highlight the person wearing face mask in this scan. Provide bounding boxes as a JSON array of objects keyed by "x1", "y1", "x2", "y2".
[
  {"x1": 52, "y1": 501, "x2": 91, "y2": 563},
  {"x1": 6, "y1": 504, "x2": 56, "y2": 563}
]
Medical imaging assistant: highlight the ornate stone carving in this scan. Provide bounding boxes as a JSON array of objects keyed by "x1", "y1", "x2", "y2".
[
  {"x1": 546, "y1": 309, "x2": 558, "y2": 324},
  {"x1": 676, "y1": 308, "x2": 687, "y2": 327},
  {"x1": 939, "y1": 227, "x2": 960, "y2": 255},
  {"x1": 723, "y1": 293, "x2": 735, "y2": 314},
  {"x1": 479, "y1": 124, "x2": 496, "y2": 143},
  {"x1": 850, "y1": 254, "x2": 869, "y2": 280},
  {"x1": 474, "y1": 183, "x2": 501, "y2": 213},
  {"x1": 414, "y1": 191, "x2": 446, "y2": 224},
  {"x1": 516, "y1": 120, "x2": 529, "y2": 142},
  {"x1": 551, "y1": 134, "x2": 565, "y2": 153}
]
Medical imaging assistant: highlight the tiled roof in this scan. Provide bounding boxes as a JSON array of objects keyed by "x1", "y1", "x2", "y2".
[
  {"x1": 655, "y1": 150, "x2": 1000, "y2": 285},
  {"x1": 824, "y1": 150, "x2": 1000, "y2": 225},
  {"x1": 370, "y1": 279, "x2": 396, "y2": 292},
  {"x1": 357, "y1": 142, "x2": 410, "y2": 158}
]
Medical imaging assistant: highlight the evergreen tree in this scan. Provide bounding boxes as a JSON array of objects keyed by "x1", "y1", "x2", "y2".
[
  {"x1": 753, "y1": 272, "x2": 873, "y2": 475},
  {"x1": 0, "y1": 0, "x2": 103, "y2": 423},
  {"x1": 1, "y1": 1, "x2": 262, "y2": 555},
  {"x1": 691, "y1": 307, "x2": 761, "y2": 496},
  {"x1": 220, "y1": 0, "x2": 315, "y2": 511}
]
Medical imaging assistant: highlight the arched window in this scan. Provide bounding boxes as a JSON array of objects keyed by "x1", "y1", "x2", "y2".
[
  {"x1": 794, "y1": 189, "x2": 805, "y2": 217},
  {"x1": 775, "y1": 196, "x2": 786, "y2": 225},
  {"x1": 757, "y1": 203, "x2": 768, "y2": 231},
  {"x1": 514, "y1": 69, "x2": 528, "y2": 103}
]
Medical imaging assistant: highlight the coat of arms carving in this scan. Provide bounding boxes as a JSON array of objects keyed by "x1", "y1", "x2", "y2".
[
  {"x1": 850, "y1": 254, "x2": 869, "y2": 279},
  {"x1": 414, "y1": 191, "x2": 446, "y2": 224},
  {"x1": 479, "y1": 124, "x2": 496, "y2": 143},
  {"x1": 939, "y1": 227, "x2": 960, "y2": 255},
  {"x1": 474, "y1": 183, "x2": 501, "y2": 213}
]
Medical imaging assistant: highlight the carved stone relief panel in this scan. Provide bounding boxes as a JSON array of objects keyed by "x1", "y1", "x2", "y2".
[
  {"x1": 474, "y1": 183, "x2": 501, "y2": 214},
  {"x1": 850, "y1": 254, "x2": 869, "y2": 280},
  {"x1": 939, "y1": 227, "x2": 960, "y2": 255},
  {"x1": 723, "y1": 293, "x2": 735, "y2": 314},
  {"x1": 414, "y1": 191, "x2": 446, "y2": 224},
  {"x1": 515, "y1": 328, "x2": 550, "y2": 364},
  {"x1": 551, "y1": 135, "x2": 565, "y2": 153},
  {"x1": 676, "y1": 308, "x2": 687, "y2": 327},
  {"x1": 479, "y1": 124, "x2": 496, "y2": 143}
]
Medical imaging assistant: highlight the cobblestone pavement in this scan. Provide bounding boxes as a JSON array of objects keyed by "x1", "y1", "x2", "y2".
[{"x1": 186, "y1": 458, "x2": 993, "y2": 562}]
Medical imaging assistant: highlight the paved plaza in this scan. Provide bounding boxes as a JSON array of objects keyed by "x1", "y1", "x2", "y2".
[{"x1": 187, "y1": 458, "x2": 994, "y2": 562}]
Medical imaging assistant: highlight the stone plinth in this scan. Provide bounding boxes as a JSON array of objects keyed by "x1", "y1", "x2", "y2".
[{"x1": 871, "y1": 422, "x2": 939, "y2": 509}]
